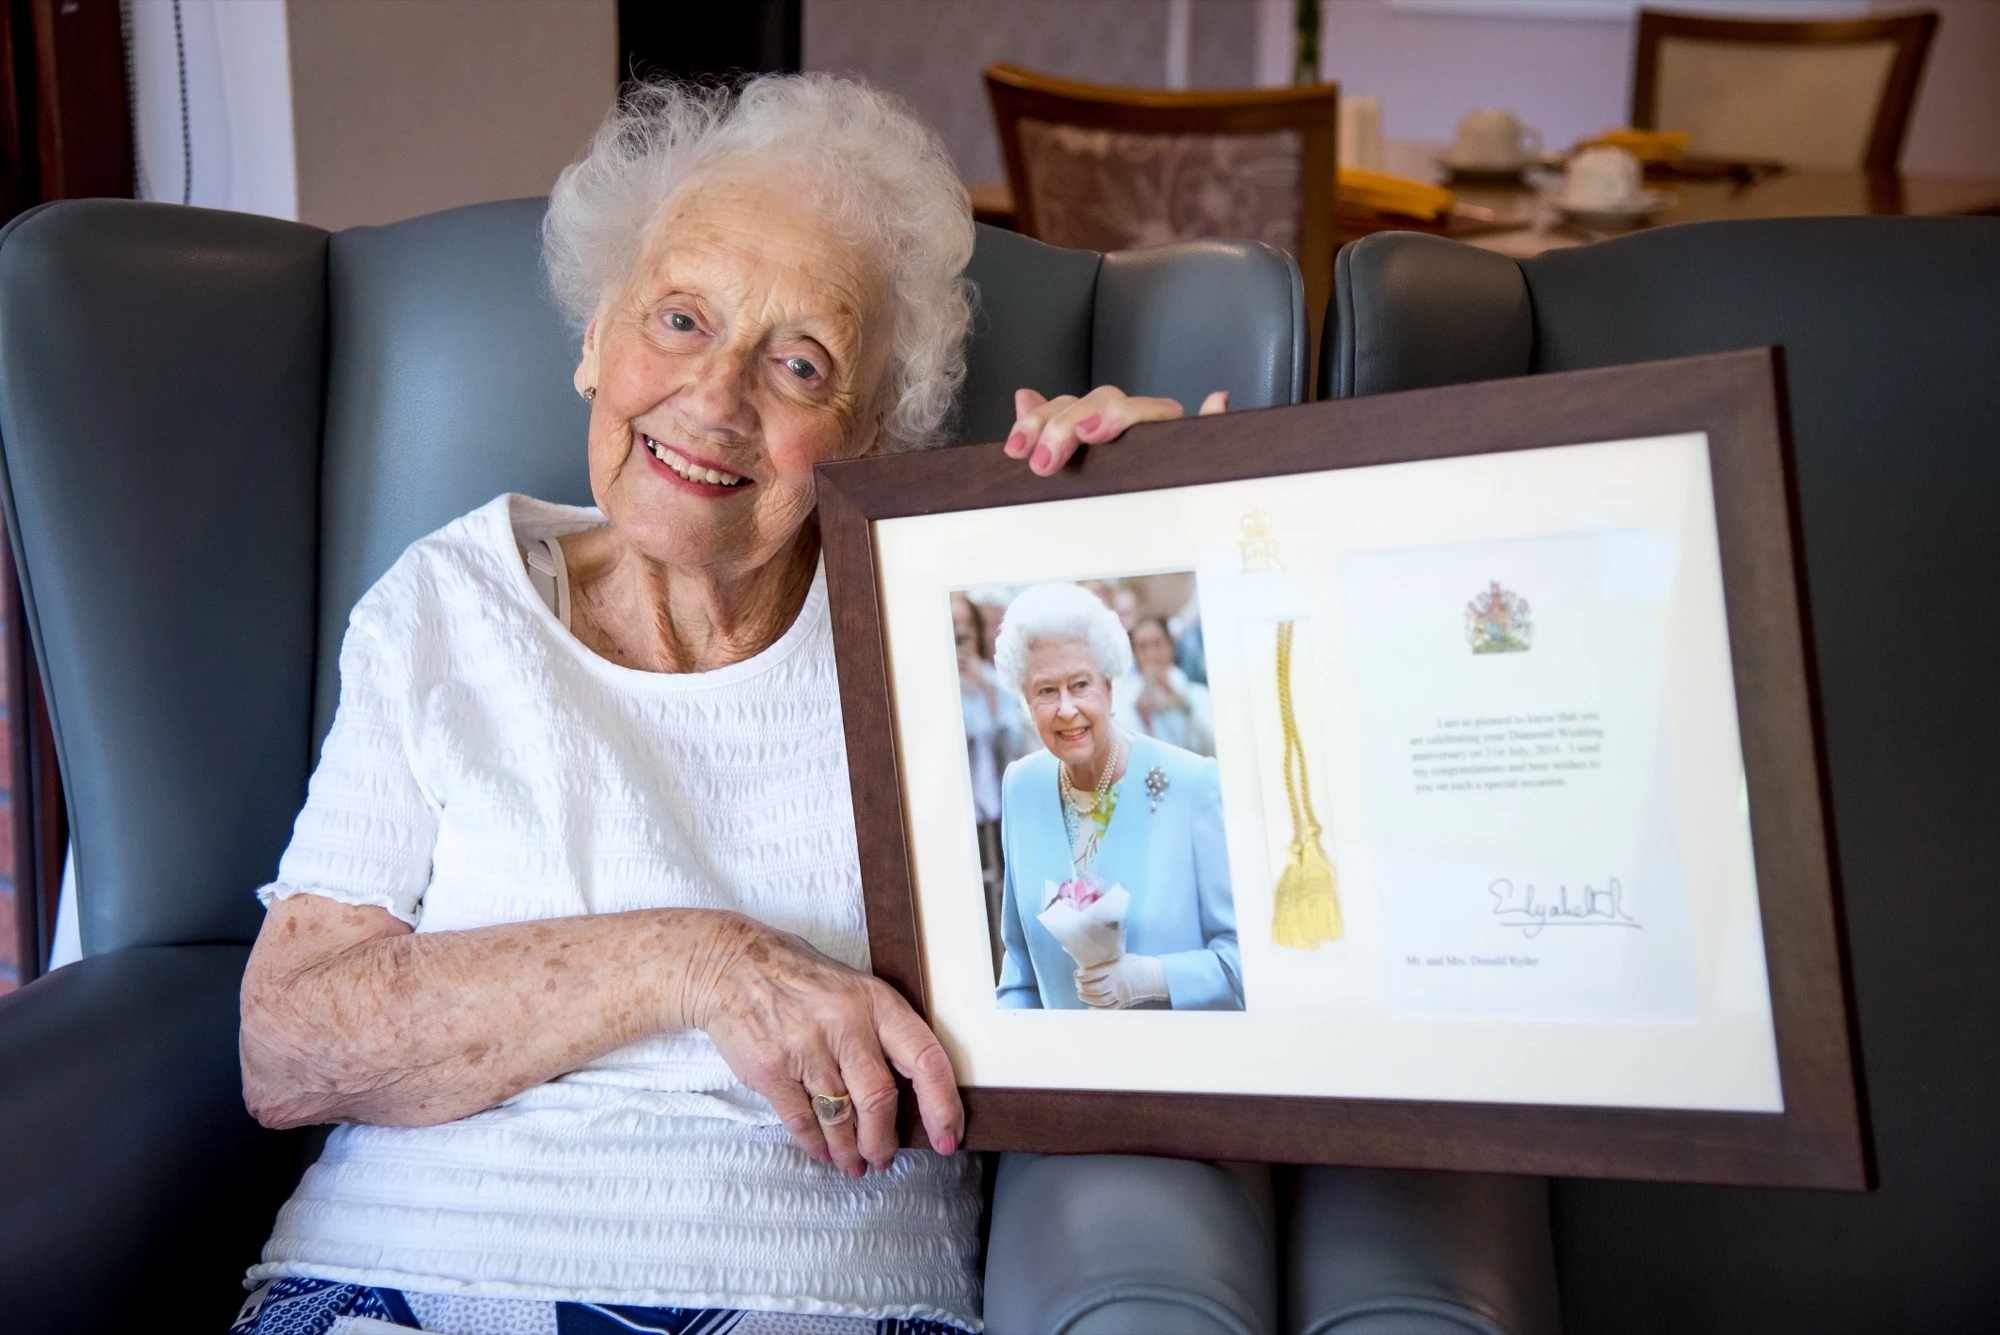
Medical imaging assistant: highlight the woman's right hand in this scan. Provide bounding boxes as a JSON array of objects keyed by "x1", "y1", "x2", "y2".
[
  {"x1": 694, "y1": 913, "x2": 963, "y2": 1178},
  {"x1": 1006, "y1": 385, "x2": 1230, "y2": 476}
]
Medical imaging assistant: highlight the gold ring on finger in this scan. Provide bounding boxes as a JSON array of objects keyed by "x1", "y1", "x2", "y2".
[{"x1": 811, "y1": 1091, "x2": 853, "y2": 1125}]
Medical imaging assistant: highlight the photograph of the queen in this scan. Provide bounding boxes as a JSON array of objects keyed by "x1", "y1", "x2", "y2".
[{"x1": 989, "y1": 582, "x2": 1244, "y2": 1011}]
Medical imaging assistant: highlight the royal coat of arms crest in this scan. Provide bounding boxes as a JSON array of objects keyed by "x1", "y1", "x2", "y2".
[{"x1": 1465, "y1": 580, "x2": 1532, "y2": 654}]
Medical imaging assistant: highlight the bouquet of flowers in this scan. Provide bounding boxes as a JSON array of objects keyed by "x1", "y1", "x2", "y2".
[{"x1": 1037, "y1": 878, "x2": 1129, "y2": 970}]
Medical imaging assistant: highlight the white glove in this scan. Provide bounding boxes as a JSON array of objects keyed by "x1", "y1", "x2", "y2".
[{"x1": 1075, "y1": 953, "x2": 1169, "y2": 1009}]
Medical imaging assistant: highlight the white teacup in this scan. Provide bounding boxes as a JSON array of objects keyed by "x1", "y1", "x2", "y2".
[
  {"x1": 1452, "y1": 108, "x2": 1541, "y2": 167},
  {"x1": 1339, "y1": 94, "x2": 1384, "y2": 172},
  {"x1": 1563, "y1": 147, "x2": 1643, "y2": 209}
]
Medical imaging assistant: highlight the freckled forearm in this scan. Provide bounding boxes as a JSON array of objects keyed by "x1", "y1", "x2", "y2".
[{"x1": 241, "y1": 907, "x2": 743, "y2": 1128}]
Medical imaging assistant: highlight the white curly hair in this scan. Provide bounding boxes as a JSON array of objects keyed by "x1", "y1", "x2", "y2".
[
  {"x1": 542, "y1": 74, "x2": 975, "y2": 453},
  {"x1": 993, "y1": 583, "x2": 1134, "y2": 699}
]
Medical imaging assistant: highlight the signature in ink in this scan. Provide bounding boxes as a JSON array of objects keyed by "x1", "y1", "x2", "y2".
[{"x1": 1488, "y1": 878, "x2": 1640, "y2": 938}]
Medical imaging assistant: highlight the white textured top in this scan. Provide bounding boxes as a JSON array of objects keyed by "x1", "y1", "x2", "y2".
[{"x1": 248, "y1": 495, "x2": 982, "y2": 1328}]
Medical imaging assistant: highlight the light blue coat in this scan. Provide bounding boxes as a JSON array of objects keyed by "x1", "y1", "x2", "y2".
[{"x1": 995, "y1": 735, "x2": 1243, "y2": 1010}]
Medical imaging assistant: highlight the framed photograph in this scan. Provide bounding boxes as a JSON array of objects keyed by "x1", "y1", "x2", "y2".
[{"x1": 818, "y1": 349, "x2": 1869, "y2": 1188}]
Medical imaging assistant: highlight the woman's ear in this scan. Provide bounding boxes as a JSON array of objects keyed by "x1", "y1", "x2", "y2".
[{"x1": 573, "y1": 318, "x2": 601, "y2": 401}]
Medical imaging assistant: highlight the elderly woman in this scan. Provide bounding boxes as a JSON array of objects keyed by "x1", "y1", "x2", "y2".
[
  {"x1": 232, "y1": 76, "x2": 1225, "y2": 1335},
  {"x1": 992, "y1": 583, "x2": 1243, "y2": 1012}
]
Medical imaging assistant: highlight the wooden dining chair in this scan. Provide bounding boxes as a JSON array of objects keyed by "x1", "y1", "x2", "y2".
[
  {"x1": 985, "y1": 63, "x2": 1338, "y2": 376},
  {"x1": 1631, "y1": 7, "x2": 1938, "y2": 173}
]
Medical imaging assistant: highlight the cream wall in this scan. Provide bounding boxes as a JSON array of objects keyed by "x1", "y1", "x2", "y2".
[
  {"x1": 1322, "y1": 1, "x2": 1631, "y2": 151},
  {"x1": 803, "y1": 0, "x2": 1266, "y2": 184},
  {"x1": 286, "y1": 0, "x2": 618, "y2": 231}
]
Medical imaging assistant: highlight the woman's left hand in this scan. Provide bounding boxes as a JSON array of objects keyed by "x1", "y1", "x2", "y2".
[{"x1": 1005, "y1": 386, "x2": 1229, "y2": 476}]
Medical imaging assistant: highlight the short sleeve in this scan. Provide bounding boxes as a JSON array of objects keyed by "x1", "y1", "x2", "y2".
[{"x1": 257, "y1": 616, "x2": 438, "y2": 926}]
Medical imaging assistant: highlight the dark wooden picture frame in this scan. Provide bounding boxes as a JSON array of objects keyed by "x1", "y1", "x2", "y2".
[{"x1": 817, "y1": 350, "x2": 1870, "y2": 1190}]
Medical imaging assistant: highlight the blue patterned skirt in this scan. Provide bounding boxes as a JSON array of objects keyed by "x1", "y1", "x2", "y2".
[{"x1": 232, "y1": 1277, "x2": 971, "y2": 1335}]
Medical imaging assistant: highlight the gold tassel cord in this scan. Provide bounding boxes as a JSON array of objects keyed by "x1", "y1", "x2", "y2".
[{"x1": 1272, "y1": 620, "x2": 1343, "y2": 948}]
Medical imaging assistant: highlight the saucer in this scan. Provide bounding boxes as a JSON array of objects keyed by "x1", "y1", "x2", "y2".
[
  {"x1": 1542, "y1": 187, "x2": 1677, "y2": 227},
  {"x1": 1437, "y1": 151, "x2": 1542, "y2": 181}
]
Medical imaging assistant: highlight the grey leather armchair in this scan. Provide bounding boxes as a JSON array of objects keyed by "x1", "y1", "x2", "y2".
[
  {"x1": 1321, "y1": 218, "x2": 2000, "y2": 1334},
  {"x1": 0, "y1": 197, "x2": 1553, "y2": 1333}
]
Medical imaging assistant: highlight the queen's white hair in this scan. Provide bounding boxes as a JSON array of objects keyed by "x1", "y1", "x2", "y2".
[
  {"x1": 542, "y1": 74, "x2": 975, "y2": 453},
  {"x1": 993, "y1": 583, "x2": 1134, "y2": 698}
]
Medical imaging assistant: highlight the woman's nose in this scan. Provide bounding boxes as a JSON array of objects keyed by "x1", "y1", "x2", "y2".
[{"x1": 673, "y1": 347, "x2": 758, "y2": 438}]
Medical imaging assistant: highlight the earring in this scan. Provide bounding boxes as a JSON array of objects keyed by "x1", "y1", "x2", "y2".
[{"x1": 580, "y1": 386, "x2": 596, "y2": 403}]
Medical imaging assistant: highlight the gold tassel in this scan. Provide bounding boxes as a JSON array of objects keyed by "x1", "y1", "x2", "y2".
[{"x1": 1272, "y1": 620, "x2": 1343, "y2": 948}]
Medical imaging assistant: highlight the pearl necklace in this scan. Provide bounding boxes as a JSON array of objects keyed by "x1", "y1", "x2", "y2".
[{"x1": 1060, "y1": 731, "x2": 1126, "y2": 816}]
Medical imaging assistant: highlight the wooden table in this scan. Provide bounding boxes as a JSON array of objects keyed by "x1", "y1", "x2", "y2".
[
  {"x1": 968, "y1": 140, "x2": 2000, "y2": 260},
  {"x1": 1371, "y1": 141, "x2": 2000, "y2": 258}
]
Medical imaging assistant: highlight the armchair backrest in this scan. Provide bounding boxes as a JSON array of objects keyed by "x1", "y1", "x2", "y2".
[
  {"x1": 0, "y1": 197, "x2": 1306, "y2": 958},
  {"x1": 985, "y1": 62, "x2": 1339, "y2": 359},
  {"x1": 0, "y1": 202, "x2": 326, "y2": 957},
  {"x1": 1320, "y1": 217, "x2": 2000, "y2": 1333},
  {"x1": 316, "y1": 199, "x2": 595, "y2": 748}
]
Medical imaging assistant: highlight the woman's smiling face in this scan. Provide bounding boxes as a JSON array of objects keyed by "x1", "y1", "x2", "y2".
[
  {"x1": 574, "y1": 170, "x2": 889, "y2": 574},
  {"x1": 1022, "y1": 636, "x2": 1114, "y2": 770}
]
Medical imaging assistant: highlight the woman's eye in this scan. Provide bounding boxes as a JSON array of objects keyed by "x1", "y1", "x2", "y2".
[
  {"x1": 668, "y1": 312, "x2": 696, "y2": 333},
  {"x1": 785, "y1": 356, "x2": 819, "y2": 380}
]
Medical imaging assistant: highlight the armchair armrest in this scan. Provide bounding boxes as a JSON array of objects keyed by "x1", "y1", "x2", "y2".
[
  {"x1": 1288, "y1": 1167, "x2": 1561, "y2": 1335},
  {"x1": 985, "y1": 1153, "x2": 1278, "y2": 1334},
  {"x1": 0, "y1": 944, "x2": 308, "y2": 1329}
]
